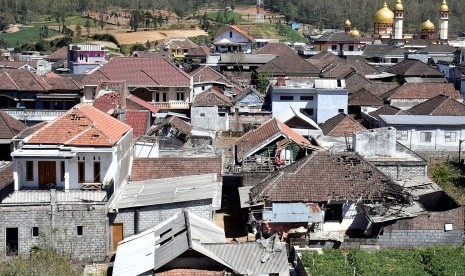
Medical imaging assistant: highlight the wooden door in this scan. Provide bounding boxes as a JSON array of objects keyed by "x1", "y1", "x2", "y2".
[
  {"x1": 112, "y1": 223, "x2": 124, "y2": 251},
  {"x1": 38, "y1": 161, "x2": 56, "y2": 188}
]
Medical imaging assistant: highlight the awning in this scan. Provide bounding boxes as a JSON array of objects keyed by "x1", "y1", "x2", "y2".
[
  {"x1": 11, "y1": 149, "x2": 76, "y2": 159},
  {"x1": 36, "y1": 94, "x2": 80, "y2": 99}
]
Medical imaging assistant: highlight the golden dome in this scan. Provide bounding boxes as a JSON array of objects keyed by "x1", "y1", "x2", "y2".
[
  {"x1": 345, "y1": 19, "x2": 352, "y2": 27},
  {"x1": 394, "y1": 0, "x2": 403, "y2": 11},
  {"x1": 422, "y1": 19, "x2": 435, "y2": 31},
  {"x1": 440, "y1": 0, "x2": 449, "y2": 12},
  {"x1": 374, "y1": 2, "x2": 394, "y2": 24},
  {"x1": 350, "y1": 28, "x2": 361, "y2": 38}
]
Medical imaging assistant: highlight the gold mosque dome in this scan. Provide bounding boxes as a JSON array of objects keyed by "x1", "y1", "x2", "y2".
[
  {"x1": 374, "y1": 2, "x2": 394, "y2": 24},
  {"x1": 350, "y1": 28, "x2": 361, "y2": 38},
  {"x1": 394, "y1": 0, "x2": 404, "y2": 11},
  {"x1": 440, "y1": 0, "x2": 449, "y2": 12},
  {"x1": 422, "y1": 19, "x2": 435, "y2": 31},
  {"x1": 345, "y1": 19, "x2": 352, "y2": 27}
]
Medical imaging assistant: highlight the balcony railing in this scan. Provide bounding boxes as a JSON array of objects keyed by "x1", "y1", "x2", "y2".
[
  {"x1": 152, "y1": 101, "x2": 190, "y2": 109},
  {"x1": 2, "y1": 109, "x2": 67, "y2": 121}
]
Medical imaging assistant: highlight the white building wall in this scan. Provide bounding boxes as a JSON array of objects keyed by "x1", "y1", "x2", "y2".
[
  {"x1": 391, "y1": 126, "x2": 465, "y2": 151},
  {"x1": 191, "y1": 106, "x2": 229, "y2": 131},
  {"x1": 316, "y1": 91, "x2": 348, "y2": 123},
  {"x1": 322, "y1": 201, "x2": 368, "y2": 232}
]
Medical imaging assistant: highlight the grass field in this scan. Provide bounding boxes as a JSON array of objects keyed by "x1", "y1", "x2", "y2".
[
  {"x1": 207, "y1": 11, "x2": 244, "y2": 23},
  {"x1": 0, "y1": 26, "x2": 59, "y2": 47}
]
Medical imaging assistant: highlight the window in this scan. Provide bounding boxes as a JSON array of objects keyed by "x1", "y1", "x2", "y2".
[
  {"x1": 229, "y1": 31, "x2": 233, "y2": 38},
  {"x1": 300, "y1": 108, "x2": 314, "y2": 117},
  {"x1": 420, "y1": 132, "x2": 432, "y2": 142},
  {"x1": 32, "y1": 227, "x2": 39, "y2": 238},
  {"x1": 331, "y1": 45, "x2": 337, "y2": 51},
  {"x1": 77, "y1": 226, "x2": 83, "y2": 236},
  {"x1": 155, "y1": 93, "x2": 160, "y2": 102},
  {"x1": 396, "y1": 130, "x2": 408, "y2": 140},
  {"x1": 200, "y1": 113, "x2": 206, "y2": 117},
  {"x1": 279, "y1": 95, "x2": 293, "y2": 101},
  {"x1": 176, "y1": 92, "x2": 185, "y2": 101},
  {"x1": 60, "y1": 161, "x2": 65, "y2": 181},
  {"x1": 445, "y1": 132, "x2": 457, "y2": 142},
  {"x1": 348, "y1": 45, "x2": 354, "y2": 51},
  {"x1": 162, "y1": 93, "x2": 167, "y2": 102},
  {"x1": 219, "y1": 113, "x2": 226, "y2": 117},
  {"x1": 93, "y1": 162, "x2": 101, "y2": 183},
  {"x1": 338, "y1": 109, "x2": 344, "y2": 113},
  {"x1": 324, "y1": 204, "x2": 343, "y2": 222},
  {"x1": 78, "y1": 162, "x2": 85, "y2": 183},
  {"x1": 300, "y1": 95, "x2": 314, "y2": 101},
  {"x1": 26, "y1": 161, "x2": 33, "y2": 181}
]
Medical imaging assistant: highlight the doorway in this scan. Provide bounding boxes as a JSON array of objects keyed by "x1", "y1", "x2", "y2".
[
  {"x1": 38, "y1": 161, "x2": 56, "y2": 188},
  {"x1": 112, "y1": 223, "x2": 124, "y2": 251},
  {"x1": 6, "y1": 228, "x2": 19, "y2": 256}
]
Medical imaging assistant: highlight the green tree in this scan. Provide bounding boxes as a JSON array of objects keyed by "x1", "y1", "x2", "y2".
[
  {"x1": 84, "y1": 18, "x2": 91, "y2": 37},
  {"x1": 145, "y1": 39, "x2": 151, "y2": 49},
  {"x1": 75, "y1": 24, "x2": 82, "y2": 38},
  {"x1": 256, "y1": 70, "x2": 271, "y2": 94}
]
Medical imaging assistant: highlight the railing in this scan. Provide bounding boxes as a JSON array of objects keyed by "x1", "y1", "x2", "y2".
[
  {"x1": 1, "y1": 109, "x2": 67, "y2": 121},
  {"x1": 152, "y1": 101, "x2": 190, "y2": 109}
]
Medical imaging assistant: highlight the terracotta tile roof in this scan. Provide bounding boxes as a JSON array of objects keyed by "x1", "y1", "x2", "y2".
[
  {"x1": 250, "y1": 151, "x2": 392, "y2": 203},
  {"x1": 407, "y1": 95, "x2": 465, "y2": 115},
  {"x1": 368, "y1": 105, "x2": 409, "y2": 121},
  {"x1": 235, "y1": 118, "x2": 313, "y2": 160},
  {"x1": 307, "y1": 51, "x2": 341, "y2": 71},
  {"x1": 420, "y1": 44, "x2": 456, "y2": 54},
  {"x1": 0, "y1": 111, "x2": 26, "y2": 139},
  {"x1": 160, "y1": 38, "x2": 199, "y2": 50},
  {"x1": 15, "y1": 121, "x2": 48, "y2": 139},
  {"x1": 320, "y1": 113, "x2": 366, "y2": 137},
  {"x1": 321, "y1": 59, "x2": 379, "y2": 78},
  {"x1": 93, "y1": 92, "x2": 123, "y2": 114},
  {"x1": 47, "y1": 46, "x2": 68, "y2": 62},
  {"x1": 25, "y1": 103, "x2": 131, "y2": 147},
  {"x1": 0, "y1": 61, "x2": 29, "y2": 69},
  {"x1": 131, "y1": 156, "x2": 222, "y2": 181},
  {"x1": 153, "y1": 116, "x2": 193, "y2": 136},
  {"x1": 84, "y1": 57, "x2": 191, "y2": 87},
  {"x1": 190, "y1": 66, "x2": 232, "y2": 85},
  {"x1": 349, "y1": 88, "x2": 384, "y2": 107},
  {"x1": 0, "y1": 162, "x2": 13, "y2": 191},
  {"x1": 362, "y1": 44, "x2": 393, "y2": 59},
  {"x1": 229, "y1": 25, "x2": 255, "y2": 42},
  {"x1": 381, "y1": 83, "x2": 460, "y2": 100},
  {"x1": 155, "y1": 269, "x2": 230, "y2": 276},
  {"x1": 79, "y1": 70, "x2": 111, "y2": 86},
  {"x1": 345, "y1": 73, "x2": 371, "y2": 94},
  {"x1": 386, "y1": 59, "x2": 443, "y2": 77},
  {"x1": 255, "y1": 43, "x2": 297, "y2": 56},
  {"x1": 125, "y1": 110, "x2": 149, "y2": 138},
  {"x1": 363, "y1": 82, "x2": 397, "y2": 97},
  {"x1": 186, "y1": 46, "x2": 211, "y2": 57},
  {"x1": 0, "y1": 69, "x2": 52, "y2": 92},
  {"x1": 193, "y1": 88, "x2": 233, "y2": 107},
  {"x1": 43, "y1": 76, "x2": 82, "y2": 91},
  {"x1": 127, "y1": 94, "x2": 160, "y2": 114},
  {"x1": 257, "y1": 54, "x2": 320, "y2": 77}
]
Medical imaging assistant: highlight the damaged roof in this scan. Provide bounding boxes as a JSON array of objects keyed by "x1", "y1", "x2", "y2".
[
  {"x1": 235, "y1": 117, "x2": 316, "y2": 161},
  {"x1": 152, "y1": 116, "x2": 193, "y2": 136},
  {"x1": 192, "y1": 88, "x2": 233, "y2": 107},
  {"x1": 249, "y1": 151, "x2": 393, "y2": 203}
]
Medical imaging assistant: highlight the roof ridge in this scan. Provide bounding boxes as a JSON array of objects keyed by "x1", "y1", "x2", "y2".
[{"x1": 4, "y1": 71, "x2": 20, "y2": 91}]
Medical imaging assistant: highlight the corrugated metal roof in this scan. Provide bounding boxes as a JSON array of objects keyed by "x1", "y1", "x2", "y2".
[
  {"x1": 203, "y1": 241, "x2": 289, "y2": 275},
  {"x1": 111, "y1": 174, "x2": 221, "y2": 210},
  {"x1": 219, "y1": 53, "x2": 276, "y2": 64},
  {"x1": 113, "y1": 210, "x2": 229, "y2": 276},
  {"x1": 0, "y1": 190, "x2": 107, "y2": 204},
  {"x1": 380, "y1": 115, "x2": 465, "y2": 126}
]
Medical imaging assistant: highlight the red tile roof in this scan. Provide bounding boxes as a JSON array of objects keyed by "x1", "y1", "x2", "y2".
[
  {"x1": 407, "y1": 95, "x2": 465, "y2": 115},
  {"x1": 125, "y1": 110, "x2": 149, "y2": 138},
  {"x1": 0, "y1": 111, "x2": 26, "y2": 139},
  {"x1": 85, "y1": 57, "x2": 191, "y2": 87},
  {"x1": 307, "y1": 51, "x2": 341, "y2": 71},
  {"x1": 193, "y1": 88, "x2": 233, "y2": 107},
  {"x1": 250, "y1": 151, "x2": 392, "y2": 203},
  {"x1": 93, "y1": 92, "x2": 123, "y2": 114},
  {"x1": 25, "y1": 103, "x2": 131, "y2": 147},
  {"x1": 0, "y1": 162, "x2": 13, "y2": 190},
  {"x1": 381, "y1": 83, "x2": 460, "y2": 100},
  {"x1": 349, "y1": 88, "x2": 384, "y2": 107},
  {"x1": 257, "y1": 54, "x2": 320, "y2": 77},
  {"x1": 47, "y1": 46, "x2": 68, "y2": 62},
  {"x1": 386, "y1": 59, "x2": 443, "y2": 77},
  {"x1": 186, "y1": 46, "x2": 211, "y2": 57},
  {"x1": 43, "y1": 76, "x2": 82, "y2": 91},
  {"x1": 228, "y1": 25, "x2": 255, "y2": 42},
  {"x1": 126, "y1": 94, "x2": 160, "y2": 114},
  {"x1": 235, "y1": 118, "x2": 313, "y2": 160},
  {"x1": 0, "y1": 69, "x2": 52, "y2": 92},
  {"x1": 368, "y1": 105, "x2": 409, "y2": 122},
  {"x1": 320, "y1": 113, "x2": 366, "y2": 137},
  {"x1": 190, "y1": 66, "x2": 232, "y2": 85},
  {"x1": 131, "y1": 157, "x2": 222, "y2": 181}
]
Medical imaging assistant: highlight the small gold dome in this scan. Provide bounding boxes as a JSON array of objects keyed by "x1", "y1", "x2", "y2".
[
  {"x1": 394, "y1": 0, "x2": 403, "y2": 11},
  {"x1": 422, "y1": 19, "x2": 435, "y2": 31},
  {"x1": 345, "y1": 19, "x2": 352, "y2": 27},
  {"x1": 374, "y1": 2, "x2": 394, "y2": 24},
  {"x1": 440, "y1": 0, "x2": 449, "y2": 12},
  {"x1": 350, "y1": 28, "x2": 361, "y2": 38}
]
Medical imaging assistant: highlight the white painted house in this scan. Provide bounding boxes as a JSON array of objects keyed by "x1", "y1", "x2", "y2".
[
  {"x1": 11, "y1": 103, "x2": 133, "y2": 191},
  {"x1": 271, "y1": 78, "x2": 348, "y2": 124},
  {"x1": 213, "y1": 25, "x2": 255, "y2": 53}
]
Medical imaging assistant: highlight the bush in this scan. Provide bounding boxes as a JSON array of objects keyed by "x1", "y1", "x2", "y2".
[{"x1": 302, "y1": 250, "x2": 353, "y2": 276}]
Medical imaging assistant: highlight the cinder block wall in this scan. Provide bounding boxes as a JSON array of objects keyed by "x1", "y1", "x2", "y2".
[{"x1": 0, "y1": 204, "x2": 108, "y2": 261}]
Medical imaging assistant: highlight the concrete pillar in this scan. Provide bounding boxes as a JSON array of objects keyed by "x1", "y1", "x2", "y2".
[
  {"x1": 393, "y1": 0, "x2": 404, "y2": 40},
  {"x1": 64, "y1": 160, "x2": 70, "y2": 190},
  {"x1": 13, "y1": 159, "x2": 19, "y2": 190}
]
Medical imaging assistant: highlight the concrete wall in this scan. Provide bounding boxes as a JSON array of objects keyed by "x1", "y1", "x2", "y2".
[
  {"x1": 375, "y1": 164, "x2": 427, "y2": 180},
  {"x1": 391, "y1": 125, "x2": 465, "y2": 151},
  {"x1": 0, "y1": 204, "x2": 108, "y2": 261},
  {"x1": 228, "y1": 112, "x2": 271, "y2": 132},
  {"x1": 111, "y1": 199, "x2": 213, "y2": 239},
  {"x1": 191, "y1": 106, "x2": 229, "y2": 131},
  {"x1": 113, "y1": 130, "x2": 134, "y2": 191},
  {"x1": 353, "y1": 128, "x2": 396, "y2": 157},
  {"x1": 69, "y1": 63, "x2": 100, "y2": 74},
  {"x1": 390, "y1": 98, "x2": 426, "y2": 110}
]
